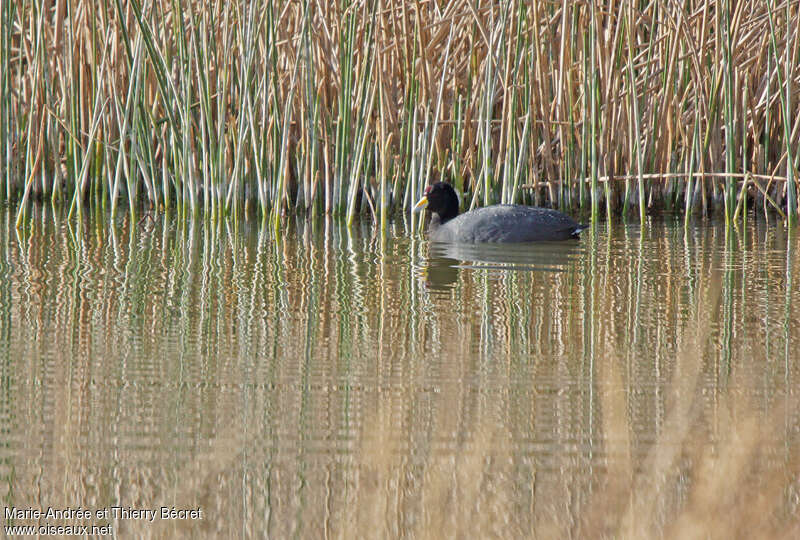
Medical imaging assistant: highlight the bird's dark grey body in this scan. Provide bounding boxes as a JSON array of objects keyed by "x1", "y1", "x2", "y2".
[
  {"x1": 428, "y1": 204, "x2": 586, "y2": 243},
  {"x1": 415, "y1": 182, "x2": 588, "y2": 244}
]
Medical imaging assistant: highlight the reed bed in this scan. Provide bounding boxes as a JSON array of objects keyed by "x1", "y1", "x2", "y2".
[{"x1": 3, "y1": 0, "x2": 800, "y2": 226}]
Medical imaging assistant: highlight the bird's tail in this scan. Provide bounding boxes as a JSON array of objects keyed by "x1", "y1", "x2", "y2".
[{"x1": 571, "y1": 224, "x2": 590, "y2": 238}]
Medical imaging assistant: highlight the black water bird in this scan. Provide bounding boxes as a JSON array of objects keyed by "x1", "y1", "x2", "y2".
[{"x1": 413, "y1": 182, "x2": 588, "y2": 243}]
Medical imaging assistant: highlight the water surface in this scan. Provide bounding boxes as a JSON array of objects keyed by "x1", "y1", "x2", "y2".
[{"x1": 1, "y1": 208, "x2": 798, "y2": 537}]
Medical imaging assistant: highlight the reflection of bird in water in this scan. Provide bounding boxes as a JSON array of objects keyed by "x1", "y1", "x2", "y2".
[
  {"x1": 420, "y1": 256, "x2": 461, "y2": 292},
  {"x1": 414, "y1": 182, "x2": 588, "y2": 243},
  {"x1": 430, "y1": 241, "x2": 584, "y2": 272},
  {"x1": 420, "y1": 240, "x2": 585, "y2": 292}
]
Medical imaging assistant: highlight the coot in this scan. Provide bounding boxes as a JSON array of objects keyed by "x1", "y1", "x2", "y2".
[{"x1": 413, "y1": 182, "x2": 588, "y2": 243}]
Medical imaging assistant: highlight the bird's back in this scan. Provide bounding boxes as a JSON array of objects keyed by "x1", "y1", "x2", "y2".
[{"x1": 430, "y1": 205, "x2": 585, "y2": 243}]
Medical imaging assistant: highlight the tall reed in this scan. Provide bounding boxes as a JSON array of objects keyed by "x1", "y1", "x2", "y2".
[{"x1": 3, "y1": 1, "x2": 800, "y2": 225}]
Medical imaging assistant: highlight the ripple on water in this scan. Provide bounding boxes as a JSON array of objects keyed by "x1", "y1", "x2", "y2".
[{"x1": 0, "y1": 210, "x2": 797, "y2": 535}]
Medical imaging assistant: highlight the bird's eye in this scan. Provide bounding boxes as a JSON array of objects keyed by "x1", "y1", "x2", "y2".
[{"x1": 425, "y1": 185, "x2": 433, "y2": 195}]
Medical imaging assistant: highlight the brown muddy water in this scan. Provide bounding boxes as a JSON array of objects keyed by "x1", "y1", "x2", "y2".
[{"x1": 1, "y1": 206, "x2": 799, "y2": 538}]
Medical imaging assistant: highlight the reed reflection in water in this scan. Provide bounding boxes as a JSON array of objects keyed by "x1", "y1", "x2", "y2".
[{"x1": 0, "y1": 207, "x2": 798, "y2": 538}]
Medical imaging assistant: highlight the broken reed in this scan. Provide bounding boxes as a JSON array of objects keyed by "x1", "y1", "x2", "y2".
[{"x1": 2, "y1": 0, "x2": 799, "y2": 228}]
